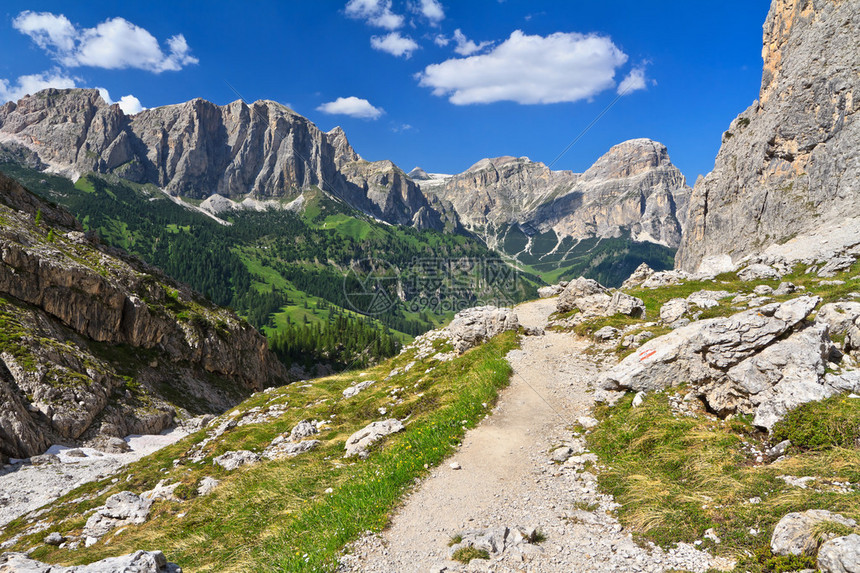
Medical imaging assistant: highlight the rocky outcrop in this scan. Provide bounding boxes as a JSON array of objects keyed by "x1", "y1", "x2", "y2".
[
  {"x1": 421, "y1": 139, "x2": 690, "y2": 249},
  {"x1": 0, "y1": 89, "x2": 443, "y2": 229},
  {"x1": 0, "y1": 172, "x2": 287, "y2": 460},
  {"x1": 445, "y1": 306, "x2": 520, "y2": 354},
  {"x1": 599, "y1": 296, "x2": 844, "y2": 430},
  {"x1": 677, "y1": 0, "x2": 860, "y2": 271}
]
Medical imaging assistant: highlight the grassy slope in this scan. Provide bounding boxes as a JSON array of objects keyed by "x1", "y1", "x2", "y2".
[
  {"x1": 574, "y1": 261, "x2": 860, "y2": 572},
  {"x1": 0, "y1": 331, "x2": 519, "y2": 572}
]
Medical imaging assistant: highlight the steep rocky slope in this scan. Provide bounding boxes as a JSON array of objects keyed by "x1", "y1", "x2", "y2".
[
  {"x1": 677, "y1": 0, "x2": 860, "y2": 272},
  {"x1": 0, "y1": 172, "x2": 287, "y2": 461},
  {"x1": 0, "y1": 89, "x2": 443, "y2": 229},
  {"x1": 419, "y1": 138, "x2": 690, "y2": 249}
]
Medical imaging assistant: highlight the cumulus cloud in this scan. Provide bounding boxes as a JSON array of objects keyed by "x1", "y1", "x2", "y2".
[
  {"x1": 12, "y1": 11, "x2": 198, "y2": 73},
  {"x1": 417, "y1": 30, "x2": 631, "y2": 105},
  {"x1": 0, "y1": 69, "x2": 77, "y2": 103},
  {"x1": 317, "y1": 96, "x2": 384, "y2": 119},
  {"x1": 451, "y1": 29, "x2": 492, "y2": 56},
  {"x1": 416, "y1": 0, "x2": 445, "y2": 24},
  {"x1": 96, "y1": 87, "x2": 146, "y2": 114},
  {"x1": 345, "y1": 0, "x2": 404, "y2": 29},
  {"x1": 370, "y1": 32, "x2": 419, "y2": 58},
  {"x1": 617, "y1": 67, "x2": 647, "y2": 95}
]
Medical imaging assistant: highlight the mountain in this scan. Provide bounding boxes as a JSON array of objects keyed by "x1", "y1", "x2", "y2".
[
  {"x1": 677, "y1": 0, "x2": 860, "y2": 272},
  {"x1": 418, "y1": 138, "x2": 690, "y2": 285},
  {"x1": 0, "y1": 89, "x2": 444, "y2": 230},
  {"x1": 420, "y1": 139, "x2": 689, "y2": 248},
  {"x1": 0, "y1": 171, "x2": 287, "y2": 461}
]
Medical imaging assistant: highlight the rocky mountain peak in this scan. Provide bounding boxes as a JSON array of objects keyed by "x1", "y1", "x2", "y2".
[{"x1": 583, "y1": 138, "x2": 671, "y2": 181}]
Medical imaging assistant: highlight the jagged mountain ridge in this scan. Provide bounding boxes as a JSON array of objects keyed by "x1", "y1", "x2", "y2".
[
  {"x1": 677, "y1": 0, "x2": 860, "y2": 272},
  {"x1": 0, "y1": 89, "x2": 444, "y2": 230},
  {"x1": 0, "y1": 172, "x2": 288, "y2": 461},
  {"x1": 417, "y1": 138, "x2": 691, "y2": 251}
]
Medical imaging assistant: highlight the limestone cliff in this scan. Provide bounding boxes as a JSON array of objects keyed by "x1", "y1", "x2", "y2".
[
  {"x1": 0, "y1": 89, "x2": 443, "y2": 230},
  {"x1": 420, "y1": 139, "x2": 690, "y2": 249},
  {"x1": 0, "y1": 172, "x2": 288, "y2": 460},
  {"x1": 677, "y1": 0, "x2": 860, "y2": 271}
]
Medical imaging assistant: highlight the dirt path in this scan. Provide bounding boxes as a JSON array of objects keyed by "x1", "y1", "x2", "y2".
[{"x1": 342, "y1": 299, "x2": 731, "y2": 573}]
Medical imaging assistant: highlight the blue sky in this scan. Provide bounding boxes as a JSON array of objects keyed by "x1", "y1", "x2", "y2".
[{"x1": 1, "y1": 1, "x2": 771, "y2": 183}]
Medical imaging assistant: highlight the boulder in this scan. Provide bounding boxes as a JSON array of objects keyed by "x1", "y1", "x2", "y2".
[
  {"x1": 738, "y1": 263, "x2": 781, "y2": 281},
  {"x1": 538, "y1": 284, "x2": 564, "y2": 298},
  {"x1": 593, "y1": 326, "x2": 619, "y2": 341},
  {"x1": 446, "y1": 306, "x2": 519, "y2": 354},
  {"x1": 82, "y1": 491, "x2": 152, "y2": 539},
  {"x1": 774, "y1": 282, "x2": 798, "y2": 296},
  {"x1": 621, "y1": 263, "x2": 655, "y2": 290},
  {"x1": 557, "y1": 278, "x2": 607, "y2": 313},
  {"x1": 818, "y1": 534, "x2": 860, "y2": 573},
  {"x1": 263, "y1": 439, "x2": 320, "y2": 460},
  {"x1": 660, "y1": 298, "x2": 689, "y2": 325},
  {"x1": 289, "y1": 420, "x2": 319, "y2": 441},
  {"x1": 640, "y1": 270, "x2": 689, "y2": 289},
  {"x1": 344, "y1": 419, "x2": 404, "y2": 458},
  {"x1": 212, "y1": 450, "x2": 261, "y2": 471},
  {"x1": 557, "y1": 278, "x2": 644, "y2": 318},
  {"x1": 44, "y1": 532, "x2": 65, "y2": 546},
  {"x1": 816, "y1": 303, "x2": 860, "y2": 340},
  {"x1": 0, "y1": 550, "x2": 180, "y2": 572},
  {"x1": 818, "y1": 257, "x2": 854, "y2": 278},
  {"x1": 601, "y1": 297, "x2": 831, "y2": 427},
  {"x1": 722, "y1": 324, "x2": 835, "y2": 430},
  {"x1": 343, "y1": 379, "x2": 376, "y2": 398},
  {"x1": 771, "y1": 510, "x2": 857, "y2": 556},
  {"x1": 687, "y1": 290, "x2": 732, "y2": 309}
]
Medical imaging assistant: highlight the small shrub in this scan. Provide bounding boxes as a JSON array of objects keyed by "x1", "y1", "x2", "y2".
[
  {"x1": 447, "y1": 534, "x2": 462, "y2": 547},
  {"x1": 738, "y1": 117, "x2": 751, "y2": 127},
  {"x1": 745, "y1": 547, "x2": 816, "y2": 573},
  {"x1": 772, "y1": 395, "x2": 860, "y2": 450},
  {"x1": 451, "y1": 546, "x2": 489, "y2": 563}
]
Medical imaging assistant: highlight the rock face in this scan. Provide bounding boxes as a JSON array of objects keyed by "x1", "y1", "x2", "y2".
[
  {"x1": 0, "y1": 89, "x2": 444, "y2": 229},
  {"x1": 677, "y1": 0, "x2": 860, "y2": 271},
  {"x1": 600, "y1": 296, "x2": 843, "y2": 430},
  {"x1": 0, "y1": 172, "x2": 287, "y2": 460},
  {"x1": 420, "y1": 139, "x2": 690, "y2": 249}
]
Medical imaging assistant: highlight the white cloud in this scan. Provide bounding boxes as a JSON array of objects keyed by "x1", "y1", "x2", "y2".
[
  {"x1": 433, "y1": 34, "x2": 449, "y2": 47},
  {"x1": 417, "y1": 30, "x2": 630, "y2": 105},
  {"x1": 317, "y1": 96, "x2": 384, "y2": 119},
  {"x1": 370, "y1": 32, "x2": 419, "y2": 58},
  {"x1": 451, "y1": 29, "x2": 492, "y2": 56},
  {"x1": 345, "y1": 0, "x2": 404, "y2": 29},
  {"x1": 97, "y1": 87, "x2": 146, "y2": 114},
  {"x1": 417, "y1": 0, "x2": 445, "y2": 24},
  {"x1": 0, "y1": 69, "x2": 77, "y2": 103},
  {"x1": 12, "y1": 11, "x2": 76, "y2": 51},
  {"x1": 12, "y1": 11, "x2": 198, "y2": 73},
  {"x1": 617, "y1": 67, "x2": 647, "y2": 95}
]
